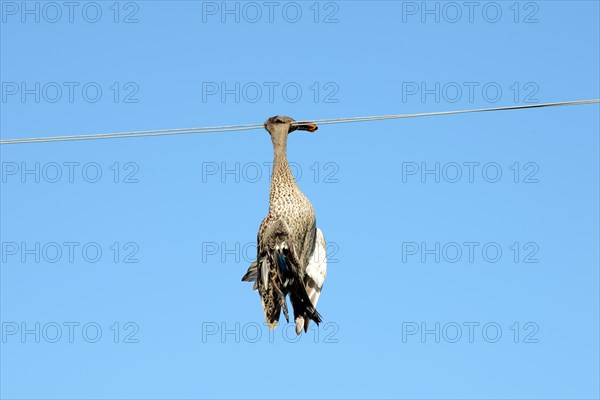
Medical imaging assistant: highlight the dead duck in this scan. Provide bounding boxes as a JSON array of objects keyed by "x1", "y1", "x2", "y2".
[{"x1": 242, "y1": 116, "x2": 327, "y2": 335}]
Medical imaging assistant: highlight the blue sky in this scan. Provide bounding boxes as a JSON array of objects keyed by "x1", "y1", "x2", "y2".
[{"x1": 1, "y1": 1, "x2": 599, "y2": 399}]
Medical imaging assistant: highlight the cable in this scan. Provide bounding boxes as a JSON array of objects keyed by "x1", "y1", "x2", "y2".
[
  {"x1": 0, "y1": 124, "x2": 264, "y2": 145},
  {"x1": 1, "y1": 99, "x2": 598, "y2": 145},
  {"x1": 302, "y1": 99, "x2": 600, "y2": 126}
]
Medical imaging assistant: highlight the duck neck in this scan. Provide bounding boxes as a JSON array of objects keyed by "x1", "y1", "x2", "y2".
[{"x1": 270, "y1": 131, "x2": 298, "y2": 195}]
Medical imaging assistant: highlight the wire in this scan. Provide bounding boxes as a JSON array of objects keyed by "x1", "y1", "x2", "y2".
[
  {"x1": 1, "y1": 99, "x2": 598, "y2": 145},
  {"x1": 0, "y1": 124, "x2": 264, "y2": 145},
  {"x1": 304, "y1": 99, "x2": 600, "y2": 126}
]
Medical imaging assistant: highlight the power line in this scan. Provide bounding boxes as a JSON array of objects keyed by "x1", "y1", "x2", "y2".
[
  {"x1": 0, "y1": 124, "x2": 264, "y2": 145},
  {"x1": 306, "y1": 99, "x2": 600, "y2": 125},
  {"x1": 1, "y1": 99, "x2": 598, "y2": 145}
]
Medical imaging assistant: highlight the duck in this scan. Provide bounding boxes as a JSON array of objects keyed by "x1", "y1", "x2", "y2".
[{"x1": 242, "y1": 116, "x2": 327, "y2": 335}]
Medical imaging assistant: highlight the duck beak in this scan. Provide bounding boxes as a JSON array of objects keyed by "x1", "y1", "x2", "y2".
[{"x1": 294, "y1": 122, "x2": 318, "y2": 132}]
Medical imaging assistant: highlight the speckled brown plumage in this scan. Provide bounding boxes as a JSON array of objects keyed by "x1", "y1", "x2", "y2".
[{"x1": 242, "y1": 116, "x2": 322, "y2": 331}]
